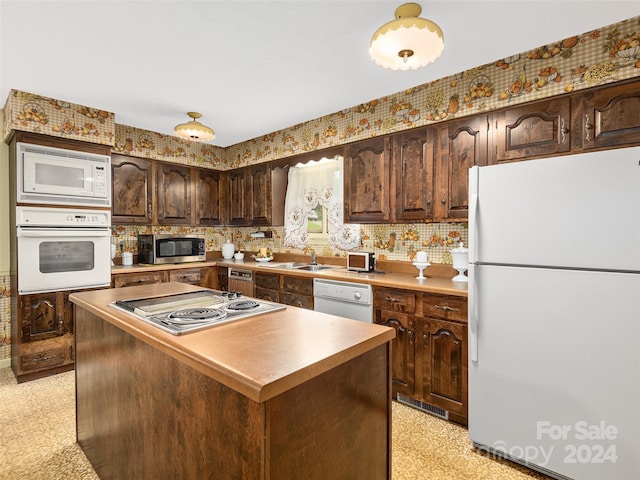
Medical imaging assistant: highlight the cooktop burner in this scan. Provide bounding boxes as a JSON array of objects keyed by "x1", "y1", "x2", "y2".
[
  {"x1": 226, "y1": 300, "x2": 259, "y2": 311},
  {"x1": 111, "y1": 289, "x2": 286, "y2": 335},
  {"x1": 166, "y1": 307, "x2": 228, "y2": 324}
]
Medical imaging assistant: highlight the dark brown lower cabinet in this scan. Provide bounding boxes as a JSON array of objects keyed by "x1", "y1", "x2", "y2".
[
  {"x1": 374, "y1": 287, "x2": 468, "y2": 425},
  {"x1": 374, "y1": 288, "x2": 416, "y2": 397},
  {"x1": 420, "y1": 293, "x2": 468, "y2": 425},
  {"x1": 112, "y1": 270, "x2": 168, "y2": 288},
  {"x1": 254, "y1": 272, "x2": 314, "y2": 310},
  {"x1": 12, "y1": 291, "x2": 75, "y2": 383},
  {"x1": 254, "y1": 272, "x2": 280, "y2": 303},
  {"x1": 169, "y1": 267, "x2": 212, "y2": 288},
  {"x1": 419, "y1": 317, "x2": 468, "y2": 425},
  {"x1": 281, "y1": 275, "x2": 313, "y2": 309}
]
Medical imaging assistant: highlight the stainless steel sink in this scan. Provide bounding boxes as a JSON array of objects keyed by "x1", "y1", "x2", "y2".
[
  {"x1": 258, "y1": 262, "x2": 336, "y2": 271},
  {"x1": 295, "y1": 264, "x2": 335, "y2": 271},
  {"x1": 261, "y1": 262, "x2": 307, "y2": 269}
]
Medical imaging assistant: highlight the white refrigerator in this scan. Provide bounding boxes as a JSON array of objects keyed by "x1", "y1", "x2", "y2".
[{"x1": 468, "y1": 147, "x2": 640, "y2": 480}]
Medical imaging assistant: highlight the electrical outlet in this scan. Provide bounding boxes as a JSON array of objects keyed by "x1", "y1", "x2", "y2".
[{"x1": 362, "y1": 239, "x2": 374, "y2": 250}]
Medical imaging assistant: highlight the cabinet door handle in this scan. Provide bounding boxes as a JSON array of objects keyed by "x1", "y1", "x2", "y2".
[
  {"x1": 441, "y1": 196, "x2": 446, "y2": 204},
  {"x1": 560, "y1": 118, "x2": 569, "y2": 144},
  {"x1": 384, "y1": 295, "x2": 403, "y2": 304},
  {"x1": 407, "y1": 327, "x2": 414, "y2": 345},
  {"x1": 434, "y1": 304, "x2": 460, "y2": 312},
  {"x1": 584, "y1": 114, "x2": 593, "y2": 141}
]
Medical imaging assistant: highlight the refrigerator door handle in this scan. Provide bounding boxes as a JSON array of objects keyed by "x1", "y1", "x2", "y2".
[
  {"x1": 468, "y1": 166, "x2": 479, "y2": 264},
  {"x1": 468, "y1": 263, "x2": 478, "y2": 362}
]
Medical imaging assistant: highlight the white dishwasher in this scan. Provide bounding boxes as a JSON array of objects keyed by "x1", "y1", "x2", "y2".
[{"x1": 313, "y1": 278, "x2": 373, "y2": 322}]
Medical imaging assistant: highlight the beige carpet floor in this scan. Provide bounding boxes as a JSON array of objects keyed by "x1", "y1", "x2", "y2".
[{"x1": 0, "y1": 367, "x2": 548, "y2": 479}]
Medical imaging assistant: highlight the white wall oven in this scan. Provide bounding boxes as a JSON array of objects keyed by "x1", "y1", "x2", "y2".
[
  {"x1": 16, "y1": 142, "x2": 111, "y2": 207},
  {"x1": 16, "y1": 207, "x2": 112, "y2": 294}
]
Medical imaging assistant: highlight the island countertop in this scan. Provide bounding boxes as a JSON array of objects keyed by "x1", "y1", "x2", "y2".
[{"x1": 70, "y1": 281, "x2": 395, "y2": 403}]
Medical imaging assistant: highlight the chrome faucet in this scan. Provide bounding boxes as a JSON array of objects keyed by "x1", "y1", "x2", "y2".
[{"x1": 310, "y1": 251, "x2": 317, "y2": 265}]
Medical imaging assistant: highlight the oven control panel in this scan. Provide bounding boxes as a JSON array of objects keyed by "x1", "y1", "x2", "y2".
[{"x1": 16, "y1": 206, "x2": 111, "y2": 227}]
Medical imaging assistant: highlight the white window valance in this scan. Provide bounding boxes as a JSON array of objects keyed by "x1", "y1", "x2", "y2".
[{"x1": 283, "y1": 156, "x2": 360, "y2": 251}]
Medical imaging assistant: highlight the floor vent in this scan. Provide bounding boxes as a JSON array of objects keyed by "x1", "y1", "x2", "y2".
[{"x1": 396, "y1": 394, "x2": 449, "y2": 420}]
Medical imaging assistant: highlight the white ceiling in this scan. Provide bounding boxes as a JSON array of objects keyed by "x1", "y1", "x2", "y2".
[{"x1": 1, "y1": 1, "x2": 638, "y2": 147}]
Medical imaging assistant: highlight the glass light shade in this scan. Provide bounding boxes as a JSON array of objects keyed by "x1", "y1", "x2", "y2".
[
  {"x1": 370, "y1": 3, "x2": 444, "y2": 71},
  {"x1": 174, "y1": 112, "x2": 215, "y2": 141}
]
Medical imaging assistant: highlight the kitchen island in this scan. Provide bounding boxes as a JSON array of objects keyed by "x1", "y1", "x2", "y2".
[{"x1": 70, "y1": 282, "x2": 395, "y2": 480}]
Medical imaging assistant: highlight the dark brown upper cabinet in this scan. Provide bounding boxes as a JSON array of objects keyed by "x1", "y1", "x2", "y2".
[
  {"x1": 393, "y1": 128, "x2": 434, "y2": 222},
  {"x1": 344, "y1": 137, "x2": 391, "y2": 223},
  {"x1": 195, "y1": 168, "x2": 224, "y2": 226},
  {"x1": 489, "y1": 97, "x2": 571, "y2": 164},
  {"x1": 573, "y1": 79, "x2": 640, "y2": 151},
  {"x1": 226, "y1": 169, "x2": 249, "y2": 225},
  {"x1": 156, "y1": 162, "x2": 192, "y2": 225},
  {"x1": 248, "y1": 163, "x2": 287, "y2": 226},
  {"x1": 111, "y1": 154, "x2": 154, "y2": 224},
  {"x1": 248, "y1": 163, "x2": 273, "y2": 226},
  {"x1": 435, "y1": 116, "x2": 488, "y2": 220}
]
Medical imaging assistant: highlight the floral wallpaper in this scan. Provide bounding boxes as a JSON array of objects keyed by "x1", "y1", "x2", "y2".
[
  {"x1": 0, "y1": 275, "x2": 11, "y2": 365},
  {"x1": 111, "y1": 222, "x2": 467, "y2": 265},
  {"x1": 112, "y1": 124, "x2": 226, "y2": 169},
  {"x1": 2, "y1": 90, "x2": 115, "y2": 145}
]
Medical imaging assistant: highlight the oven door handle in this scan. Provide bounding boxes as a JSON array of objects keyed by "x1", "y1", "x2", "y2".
[{"x1": 17, "y1": 227, "x2": 111, "y2": 238}]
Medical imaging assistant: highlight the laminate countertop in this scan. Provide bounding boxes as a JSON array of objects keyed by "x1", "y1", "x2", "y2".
[
  {"x1": 70, "y1": 282, "x2": 395, "y2": 403},
  {"x1": 112, "y1": 258, "x2": 468, "y2": 297}
]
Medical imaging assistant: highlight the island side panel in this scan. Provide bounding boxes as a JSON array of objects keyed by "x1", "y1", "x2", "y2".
[
  {"x1": 75, "y1": 307, "x2": 265, "y2": 480},
  {"x1": 266, "y1": 343, "x2": 391, "y2": 480}
]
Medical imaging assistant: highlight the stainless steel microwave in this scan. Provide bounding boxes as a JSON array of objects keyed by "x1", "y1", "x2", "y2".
[
  {"x1": 16, "y1": 142, "x2": 111, "y2": 207},
  {"x1": 137, "y1": 234, "x2": 206, "y2": 265}
]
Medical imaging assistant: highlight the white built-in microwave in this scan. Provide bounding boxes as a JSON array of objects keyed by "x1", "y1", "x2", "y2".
[{"x1": 17, "y1": 142, "x2": 111, "y2": 207}]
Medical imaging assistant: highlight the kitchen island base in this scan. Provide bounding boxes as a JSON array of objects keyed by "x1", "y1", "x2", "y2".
[{"x1": 75, "y1": 304, "x2": 391, "y2": 479}]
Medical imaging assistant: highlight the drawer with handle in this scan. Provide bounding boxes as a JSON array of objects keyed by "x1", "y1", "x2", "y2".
[
  {"x1": 374, "y1": 288, "x2": 415, "y2": 313},
  {"x1": 169, "y1": 268, "x2": 209, "y2": 287},
  {"x1": 423, "y1": 293, "x2": 467, "y2": 323}
]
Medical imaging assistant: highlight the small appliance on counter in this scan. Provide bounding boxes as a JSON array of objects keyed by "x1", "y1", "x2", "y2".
[
  {"x1": 347, "y1": 252, "x2": 375, "y2": 272},
  {"x1": 137, "y1": 234, "x2": 206, "y2": 265}
]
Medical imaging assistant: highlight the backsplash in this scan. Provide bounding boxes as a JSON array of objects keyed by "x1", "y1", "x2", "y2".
[{"x1": 112, "y1": 222, "x2": 468, "y2": 265}]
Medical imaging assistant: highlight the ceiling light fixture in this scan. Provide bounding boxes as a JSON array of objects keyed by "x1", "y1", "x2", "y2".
[
  {"x1": 369, "y1": 2, "x2": 444, "y2": 71},
  {"x1": 174, "y1": 112, "x2": 215, "y2": 141}
]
